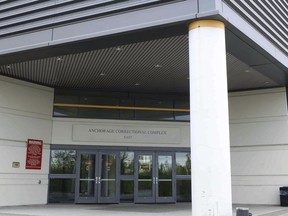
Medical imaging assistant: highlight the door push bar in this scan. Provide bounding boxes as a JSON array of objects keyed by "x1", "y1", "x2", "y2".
[{"x1": 153, "y1": 177, "x2": 159, "y2": 184}]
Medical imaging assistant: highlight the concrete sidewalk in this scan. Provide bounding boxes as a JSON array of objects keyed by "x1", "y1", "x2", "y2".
[
  {"x1": 0, "y1": 203, "x2": 190, "y2": 216},
  {"x1": 0, "y1": 203, "x2": 288, "y2": 216}
]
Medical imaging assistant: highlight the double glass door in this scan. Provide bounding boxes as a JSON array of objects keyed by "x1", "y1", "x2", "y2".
[
  {"x1": 74, "y1": 150, "x2": 178, "y2": 204},
  {"x1": 75, "y1": 151, "x2": 119, "y2": 203},
  {"x1": 135, "y1": 152, "x2": 175, "y2": 203}
]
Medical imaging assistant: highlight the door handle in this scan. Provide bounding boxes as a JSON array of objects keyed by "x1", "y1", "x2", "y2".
[
  {"x1": 95, "y1": 176, "x2": 101, "y2": 184},
  {"x1": 95, "y1": 177, "x2": 101, "y2": 184}
]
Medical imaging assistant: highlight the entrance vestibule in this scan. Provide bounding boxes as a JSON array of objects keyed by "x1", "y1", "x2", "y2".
[{"x1": 49, "y1": 147, "x2": 191, "y2": 204}]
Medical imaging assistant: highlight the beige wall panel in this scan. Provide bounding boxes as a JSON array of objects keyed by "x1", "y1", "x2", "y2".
[
  {"x1": 229, "y1": 88, "x2": 288, "y2": 205},
  {"x1": 0, "y1": 76, "x2": 53, "y2": 206}
]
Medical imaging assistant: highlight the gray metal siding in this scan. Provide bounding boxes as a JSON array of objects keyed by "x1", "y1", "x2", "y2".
[
  {"x1": 223, "y1": 0, "x2": 288, "y2": 55},
  {"x1": 0, "y1": 0, "x2": 183, "y2": 38}
]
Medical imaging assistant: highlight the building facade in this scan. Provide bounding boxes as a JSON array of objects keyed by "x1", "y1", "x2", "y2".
[{"x1": 0, "y1": 0, "x2": 287, "y2": 215}]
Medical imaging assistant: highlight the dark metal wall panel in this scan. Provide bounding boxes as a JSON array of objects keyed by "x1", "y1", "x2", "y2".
[
  {"x1": 0, "y1": 0, "x2": 183, "y2": 38},
  {"x1": 223, "y1": 0, "x2": 288, "y2": 56}
]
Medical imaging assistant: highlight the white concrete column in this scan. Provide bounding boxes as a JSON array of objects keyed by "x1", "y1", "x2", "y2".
[{"x1": 189, "y1": 20, "x2": 232, "y2": 216}]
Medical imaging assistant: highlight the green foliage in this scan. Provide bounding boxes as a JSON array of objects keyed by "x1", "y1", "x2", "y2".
[{"x1": 50, "y1": 150, "x2": 76, "y2": 174}]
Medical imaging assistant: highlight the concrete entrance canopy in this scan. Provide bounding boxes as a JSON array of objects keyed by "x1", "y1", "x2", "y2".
[{"x1": 0, "y1": 0, "x2": 287, "y2": 93}]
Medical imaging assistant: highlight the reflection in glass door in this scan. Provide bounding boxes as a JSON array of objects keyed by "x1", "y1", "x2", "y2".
[
  {"x1": 75, "y1": 151, "x2": 119, "y2": 204},
  {"x1": 135, "y1": 153, "x2": 155, "y2": 203},
  {"x1": 135, "y1": 152, "x2": 176, "y2": 203},
  {"x1": 156, "y1": 153, "x2": 175, "y2": 203},
  {"x1": 76, "y1": 153, "x2": 97, "y2": 203},
  {"x1": 99, "y1": 152, "x2": 119, "y2": 203}
]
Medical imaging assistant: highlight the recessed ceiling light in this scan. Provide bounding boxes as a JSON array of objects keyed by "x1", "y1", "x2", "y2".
[
  {"x1": 135, "y1": 83, "x2": 140, "y2": 86},
  {"x1": 6, "y1": 65, "x2": 11, "y2": 69},
  {"x1": 245, "y1": 69, "x2": 250, "y2": 73},
  {"x1": 56, "y1": 57, "x2": 63, "y2": 61},
  {"x1": 264, "y1": 81, "x2": 270, "y2": 84},
  {"x1": 115, "y1": 47, "x2": 123, "y2": 51},
  {"x1": 100, "y1": 73, "x2": 105, "y2": 76},
  {"x1": 155, "y1": 64, "x2": 162, "y2": 68}
]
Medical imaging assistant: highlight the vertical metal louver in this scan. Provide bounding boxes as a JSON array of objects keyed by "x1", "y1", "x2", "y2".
[
  {"x1": 0, "y1": 0, "x2": 180, "y2": 37},
  {"x1": 224, "y1": 0, "x2": 288, "y2": 55}
]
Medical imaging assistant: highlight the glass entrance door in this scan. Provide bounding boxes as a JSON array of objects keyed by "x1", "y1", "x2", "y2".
[
  {"x1": 135, "y1": 152, "x2": 176, "y2": 203},
  {"x1": 75, "y1": 151, "x2": 119, "y2": 203},
  {"x1": 98, "y1": 151, "x2": 119, "y2": 203},
  {"x1": 135, "y1": 152, "x2": 155, "y2": 203},
  {"x1": 156, "y1": 152, "x2": 175, "y2": 203},
  {"x1": 76, "y1": 152, "x2": 98, "y2": 203}
]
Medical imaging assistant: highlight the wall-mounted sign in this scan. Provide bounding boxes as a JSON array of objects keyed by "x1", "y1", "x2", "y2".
[
  {"x1": 12, "y1": 162, "x2": 20, "y2": 168},
  {"x1": 25, "y1": 139, "x2": 43, "y2": 170},
  {"x1": 72, "y1": 125, "x2": 181, "y2": 144}
]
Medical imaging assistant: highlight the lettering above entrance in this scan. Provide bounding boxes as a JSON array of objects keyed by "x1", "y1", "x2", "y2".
[{"x1": 73, "y1": 124, "x2": 181, "y2": 144}]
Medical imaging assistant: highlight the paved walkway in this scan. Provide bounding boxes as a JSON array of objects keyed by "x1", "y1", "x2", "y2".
[
  {"x1": 0, "y1": 203, "x2": 288, "y2": 216},
  {"x1": 0, "y1": 203, "x2": 190, "y2": 216}
]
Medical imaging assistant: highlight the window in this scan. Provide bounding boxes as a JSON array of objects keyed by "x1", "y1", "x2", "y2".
[
  {"x1": 53, "y1": 90, "x2": 189, "y2": 121},
  {"x1": 120, "y1": 152, "x2": 134, "y2": 202},
  {"x1": 176, "y1": 152, "x2": 191, "y2": 202},
  {"x1": 49, "y1": 150, "x2": 76, "y2": 203},
  {"x1": 175, "y1": 100, "x2": 190, "y2": 121},
  {"x1": 50, "y1": 150, "x2": 76, "y2": 174},
  {"x1": 78, "y1": 96, "x2": 120, "y2": 119},
  {"x1": 49, "y1": 179, "x2": 75, "y2": 203},
  {"x1": 135, "y1": 97, "x2": 174, "y2": 121},
  {"x1": 120, "y1": 180, "x2": 134, "y2": 202},
  {"x1": 54, "y1": 95, "x2": 79, "y2": 117},
  {"x1": 176, "y1": 180, "x2": 191, "y2": 202},
  {"x1": 176, "y1": 152, "x2": 191, "y2": 175},
  {"x1": 120, "y1": 152, "x2": 134, "y2": 175}
]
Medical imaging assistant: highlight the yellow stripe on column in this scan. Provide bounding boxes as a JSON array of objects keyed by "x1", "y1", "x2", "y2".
[{"x1": 189, "y1": 20, "x2": 225, "y2": 30}]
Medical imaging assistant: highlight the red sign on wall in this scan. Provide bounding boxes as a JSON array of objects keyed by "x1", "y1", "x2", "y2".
[{"x1": 25, "y1": 139, "x2": 43, "y2": 170}]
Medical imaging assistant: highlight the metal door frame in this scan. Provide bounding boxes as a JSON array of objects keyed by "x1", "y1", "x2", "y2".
[
  {"x1": 98, "y1": 150, "x2": 120, "y2": 203},
  {"x1": 134, "y1": 152, "x2": 156, "y2": 203},
  {"x1": 75, "y1": 150, "x2": 120, "y2": 204},
  {"x1": 134, "y1": 151, "x2": 176, "y2": 203},
  {"x1": 155, "y1": 152, "x2": 176, "y2": 203},
  {"x1": 75, "y1": 151, "x2": 99, "y2": 203}
]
